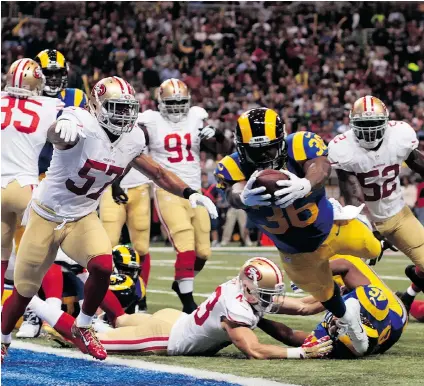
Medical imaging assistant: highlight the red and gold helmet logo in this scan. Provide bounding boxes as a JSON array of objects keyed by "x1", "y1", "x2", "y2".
[
  {"x1": 33, "y1": 67, "x2": 43, "y2": 79},
  {"x1": 93, "y1": 83, "x2": 107, "y2": 97},
  {"x1": 244, "y1": 265, "x2": 262, "y2": 281}
]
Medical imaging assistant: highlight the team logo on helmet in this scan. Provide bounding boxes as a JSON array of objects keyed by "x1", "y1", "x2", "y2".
[
  {"x1": 33, "y1": 67, "x2": 43, "y2": 79},
  {"x1": 244, "y1": 265, "x2": 262, "y2": 281},
  {"x1": 93, "y1": 83, "x2": 107, "y2": 97}
]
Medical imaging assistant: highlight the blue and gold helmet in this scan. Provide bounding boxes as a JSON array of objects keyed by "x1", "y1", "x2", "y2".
[
  {"x1": 34, "y1": 49, "x2": 68, "y2": 96},
  {"x1": 112, "y1": 245, "x2": 141, "y2": 282}
]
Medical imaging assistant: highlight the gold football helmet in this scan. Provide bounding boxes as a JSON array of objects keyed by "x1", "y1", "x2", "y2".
[
  {"x1": 5, "y1": 58, "x2": 45, "y2": 98},
  {"x1": 158, "y1": 78, "x2": 191, "y2": 122},
  {"x1": 349, "y1": 96, "x2": 389, "y2": 149},
  {"x1": 88, "y1": 76, "x2": 139, "y2": 135},
  {"x1": 35, "y1": 49, "x2": 68, "y2": 96},
  {"x1": 239, "y1": 257, "x2": 285, "y2": 314}
]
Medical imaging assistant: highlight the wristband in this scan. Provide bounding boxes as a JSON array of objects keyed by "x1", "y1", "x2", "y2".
[
  {"x1": 183, "y1": 187, "x2": 197, "y2": 199},
  {"x1": 287, "y1": 347, "x2": 304, "y2": 359}
]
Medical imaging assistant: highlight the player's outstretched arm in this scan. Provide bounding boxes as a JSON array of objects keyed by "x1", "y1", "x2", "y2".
[
  {"x1": 276, "y1": 296, "x2": 324, "y2": 316},
  {"x1": 47, "y1": 119, "x2": 85, "y2": 150},
  {"x1": 303, "y1": 156, "x2": 331, "y2": 191},
  {"x1": 405, "y1": 149, "x2": 424, "y2": 177},
  {"x1": 131, "y1": 153, "x2": 218, "y2": 218},
  {"x1": 222, "y1": 318, "x2": 332, "y2": 359},
  {"x1": 256, "y1": 318, "x2": 307, "y2": 347}
]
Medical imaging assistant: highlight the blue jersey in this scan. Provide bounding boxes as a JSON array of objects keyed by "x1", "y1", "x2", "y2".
[
  {"x1": 313, "y1": 284, "x2": 407, "y2": 358},
  {"x1": 215, "y1": 131, "x2": 333, "y2": 254},
  {"x1": 38, "y1": 88, "x2": 87, "y2": 174}
]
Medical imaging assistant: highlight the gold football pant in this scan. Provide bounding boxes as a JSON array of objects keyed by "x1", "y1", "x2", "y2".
[
  {"x1": 280, "y1": 219, "x2": 382, "y2": 302},
  {"x1": 376, "y1": 205, "x2": 424, "y2": 271},
  {"x1": 97, "y1": 308, "x2": 182, "y2": 355},
  {"x1": 154, "y1": 187, "x2": 211, "y2": 259},
  {"x1": 15, "y1": 208, "x2": 112, "y2": 298},
  {"x1": 100, "y1": 184, "x2": 151, "y2": 255},
  {"x1": 1, "y1": 180, "x2": 33, "y2": 262}
]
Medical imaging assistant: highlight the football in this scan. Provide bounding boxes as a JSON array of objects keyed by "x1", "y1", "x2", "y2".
[{"x1": 253, "y1": 169, "x2": 288, "y2": 200}]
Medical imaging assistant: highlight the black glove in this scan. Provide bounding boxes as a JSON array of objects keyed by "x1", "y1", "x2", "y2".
[
  {"x1": 112, "y1": 181, "x2": 128, "y2": 205},
  {"x1": 369, "y1": 231, "x2": 398, "y2": 266}
]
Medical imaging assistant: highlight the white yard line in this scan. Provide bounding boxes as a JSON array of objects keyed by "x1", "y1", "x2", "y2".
[{"x1": 11, "y1": 341, "x2": 297, "y2": 386}]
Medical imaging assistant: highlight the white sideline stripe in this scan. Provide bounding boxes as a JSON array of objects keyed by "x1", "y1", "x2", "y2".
[
  {"x1": 11, "y1": 341, "x2": 296, "y2": 386},
  {"x1": 147, "y1": 288, "x2": 305, "y2": 298},
  {"x1": 380, "y1": 275, "x2": 409, "y2": 281}
]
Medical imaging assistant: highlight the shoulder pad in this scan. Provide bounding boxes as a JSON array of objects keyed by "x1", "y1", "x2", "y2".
[
  {"x1": 286, "y1": 131, "x2": 328, "y2": 162},
  {"x1": 137, "y1": 110, "x2": 159, "y2": 124},
  {"x1": 214, "y1": 153, "x2": 245, "y2": 188},
  {"x1": 189, "y1": 106, "x2": 208, "y2": 120},
  {"x1": 224, "y1": 295, "x2": 257, "y2": 327},
  {"x1": 328, "y1": 132, "x2": 356, "y2": 170},
  {"x1": 388, "y1": 121, "x2": 418, "y2": 159}
]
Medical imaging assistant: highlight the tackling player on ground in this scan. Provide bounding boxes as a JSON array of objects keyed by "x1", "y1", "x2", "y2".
[
  {"x1": 0, "y1": 76, "x2": 217, "y2": 363},
  {"x1": 214, "y1": 107, "x2": 383, "y2": 355},
  {"x1": 328, "y1": 96, "x2": 424, "y2": 302}
]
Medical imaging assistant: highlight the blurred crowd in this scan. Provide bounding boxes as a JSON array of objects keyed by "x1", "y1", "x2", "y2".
[{"x1": 2, "y1": 1, "x2": 424, "y2": 243}]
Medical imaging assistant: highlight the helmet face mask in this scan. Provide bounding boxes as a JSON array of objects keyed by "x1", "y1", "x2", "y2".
[
  {"x1": 235, "y1": 108, "x2": 287, "y2": 171},
  {"x1": 239, "y1": 257, "x2": 285, "y2": 315},
  {"x1": 158, "y1": 78, "x2": 191, "y2": 123},
  {"x1": 350, "y1": 96, "x2": 389, "y2": 149}
]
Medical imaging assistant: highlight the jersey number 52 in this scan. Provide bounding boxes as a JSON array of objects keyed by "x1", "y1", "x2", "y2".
[{"x1": 356, "y1": 165, "x2": 400, "y2": 202}]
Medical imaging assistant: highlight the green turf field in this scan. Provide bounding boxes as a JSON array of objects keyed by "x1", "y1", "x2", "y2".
[{"x1": 33, "y1": 249, "x2": 424, "y2": 386}]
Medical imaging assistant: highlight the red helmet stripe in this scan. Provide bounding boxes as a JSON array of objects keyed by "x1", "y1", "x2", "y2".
[
  {"x1": 13, "y1": 59, "x2": 29, "y2": 88},
  {"x1": 362, "y1": 96, "x2": 367, "y2": 111},
  {"x1": 18, "y1": 59, "x2": 30, "y2": 88},
  {"x1": 170, "y1": 79, "x2": 176, "y2": 94},
  {"x1": 113, "y1": 76, "x2": 126, "y2": 93},
  {"x1": 253, "y1": 257, "x2": 283, "y2": 284},
  {"x1": 370, "y1": 96, "x2": 374, "y2": 112}
]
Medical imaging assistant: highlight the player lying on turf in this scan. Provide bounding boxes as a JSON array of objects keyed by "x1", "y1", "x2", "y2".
[
  {"x1": 29, "y1": 257, "x2": 333, "y2": 360},
  {"x1": 269, "y1": 255, "x2": 408, "y2": 358}
]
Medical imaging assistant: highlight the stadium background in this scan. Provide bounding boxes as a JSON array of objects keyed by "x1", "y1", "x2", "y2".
[
  {"x1": 2, "y1": 1, "x2": 424, "y2": 245},
  {"x1": 2, "y1": 2, "x2": 424, "y2": 385}
]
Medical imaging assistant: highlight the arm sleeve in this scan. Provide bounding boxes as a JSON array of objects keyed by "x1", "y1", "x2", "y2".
[
  {"x1": 214, "y1": 154, "x2": 245, "y2": 189},
  {"x1": 224, "y1": 297, "x2": 257, "y2": 327},
  {"x1": 396, "y1": 122, "x2": 419, "y2": 160}
]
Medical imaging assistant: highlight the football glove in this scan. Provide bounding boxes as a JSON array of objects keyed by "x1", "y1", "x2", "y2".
[
  {"x1": 198, "y1": 125, "x2": 216, "y2": 140},
  {"x1": 240, "y1": 171, "x2": 272, "y2": 207},
  {"x1": 55, "y1": 119, "x2": 86, "y2": 143},
  {"x1": 111, "y1": 181, "x2": 128, "y2": 205},
  {"x1": 300, "y1": 335, "x2": 333, "y2": 359},
  {"x1": 188, "y1": 193, "x2": 218, "y2": 219},
  {"x1": 274, "y1": 170, "x2": 311, "y2": 208},
  {"x1": 368, "y1": 230, "x2": 398, "y2": 266}
]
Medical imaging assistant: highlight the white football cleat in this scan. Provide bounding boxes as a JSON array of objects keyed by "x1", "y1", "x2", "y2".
[
  {"x1": 16, "y1": 309, "x2": 42, "y2": 338},
  {"x1": 337, "y1": 297, "x2": 369, "y2": 355}
]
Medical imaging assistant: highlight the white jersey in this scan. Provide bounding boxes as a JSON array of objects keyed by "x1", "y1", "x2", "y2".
[
  {"x1": 138, "y1": 107, "x2": 208, "y2": 190},
  {"x1": 328, "y1": 121, "x2": 418, "y2": 221},
  {"x1": 1, "y1": 92, "x2": 63, "y2": 188},
  {"x1": 168, "y1": 278, "x2": 260, "y2": 356},
  {"x1": 33, "y1": 107, "x2": 146, "y2": 221}
]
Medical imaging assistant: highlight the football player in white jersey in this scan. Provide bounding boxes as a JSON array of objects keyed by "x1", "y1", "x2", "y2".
[
  {"x1": 31, "y1": 257, "x2": 332, "y2": 360},
  {"x1": 113, "y1": 78, "x2": 230, "y2": 314},
  {"x1": 0, "y1": 76, "x2": 218, "y2": 363},
  {"x1": 328, "y1": 95, "x2": 424, "y2": 285},
  {"x1": 1, "y1": 58, "x2": 64, "y2": 300}
]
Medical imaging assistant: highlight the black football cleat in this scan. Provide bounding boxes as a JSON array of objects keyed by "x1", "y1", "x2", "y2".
[
  {"x1": 172, "y1": 281, "x2": 198, "y2": 314},
  {"x1": 395, "y1": 291, "x2": 414, "y2": 314},
  {"x1": 405, "y1": 265, "x2": 424, "y2": 292}
]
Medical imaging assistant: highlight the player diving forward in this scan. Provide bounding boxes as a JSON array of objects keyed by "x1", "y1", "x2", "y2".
[
  {"x1": 214, "y1": 107, "x2": 383, "y2": 355},
  {"x1": 30, "y1": 257, "x2": 333, "y2": 360},
  {"x1": 0, "y1": 76, "x2": 217, "y2": 363},
  {"x1": 328, "y1": 96, "x2": 424, "y2": 302},
  {"x1": 113, "y1": 78, "x2": 230, "y2": 313}
]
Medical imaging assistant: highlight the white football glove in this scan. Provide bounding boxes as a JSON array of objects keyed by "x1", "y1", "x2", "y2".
[
  {"x1": 55, "y1": 119, "x2": 86, "y2": 143},
  {"x1": 189, "y1": 193, "x2": 219, "y2": 219},
  {"x1": 274, "y1": 170, "x2": 311, "y2": 208},
  {"x1": 240, "y1": 171, "x2": 272, "y2": 207},
  {"x1": 198, "y1": 125, "x2": 216, "y2": 140}
]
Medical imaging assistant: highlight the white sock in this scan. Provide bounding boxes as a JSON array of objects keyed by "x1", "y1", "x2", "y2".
[
  {"x1": 46, "y1": 297, "x2": 62, "y2": 311},
  {"x1": 407, "y1": 286, "x2": 418, "y2": 297},
  {"x1": 76, "y1": 310, "x2": 93, "y2": 327},
  {"x1": 78, "y1": 299, "x2": 84, "y2": 309},
  {"x1": 30, "y1": 296, "x2": 63, "y2": 327},
  {"x1": 1, "y1": 333, "x2": 12, "y2": 344},
  {"x1": 177, "y1": 279, "x2": 194, "y2": 294}
]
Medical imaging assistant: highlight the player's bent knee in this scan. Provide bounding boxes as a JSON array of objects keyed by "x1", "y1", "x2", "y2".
[
  {"x1": 132, "y1": 240, "x2": 149, "y2": 257},
  {"x1": 195, "y1": 248, "x2": 211, "y2": 260},
  {"x1": 15, "y1": 280, "x2": 40, "y2": 298},
  {"x1": 87, "y1": 254, "x2": 113, "y2": 276}
]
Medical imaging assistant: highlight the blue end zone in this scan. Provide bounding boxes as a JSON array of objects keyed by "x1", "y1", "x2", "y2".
[{"x1": 2, "y1": 348, "x2": 239, "y2": 386}]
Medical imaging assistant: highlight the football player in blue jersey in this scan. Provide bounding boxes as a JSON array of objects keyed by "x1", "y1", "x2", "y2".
[
  {"x1": 34, "y1": 49, "x2": 87, "y2": 176},
  {"x1": 214, "y1": 107, "x2": 383, "y2": 355}
]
